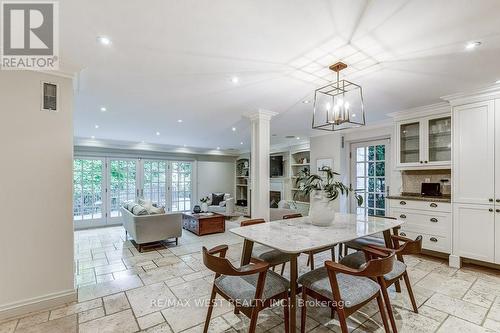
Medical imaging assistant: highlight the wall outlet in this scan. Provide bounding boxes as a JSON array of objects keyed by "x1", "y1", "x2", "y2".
[{"x1": 424, "y1": 178, "x2": 431, "y2": 183}]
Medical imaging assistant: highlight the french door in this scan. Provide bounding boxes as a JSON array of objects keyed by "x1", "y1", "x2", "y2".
[
  {"x1": 73, "y1": 157, "x2": 193, "y2": 229},
  {"x1": 350, "y1": 139, "x2": 390, "y2": 217}
]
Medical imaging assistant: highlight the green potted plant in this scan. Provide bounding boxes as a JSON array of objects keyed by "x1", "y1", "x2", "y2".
[{"x1": 295, "y1": 166, "x2": 363, "y2": 226}]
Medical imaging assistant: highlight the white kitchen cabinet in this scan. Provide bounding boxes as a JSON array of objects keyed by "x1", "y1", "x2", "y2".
[
  {"x1": 452, "y1": 100, "x2": 495, "y2": 205},
  {"x1": 453, "y1": 203, "x2": 495, "y2": 263},
  {"x1": 388, "y1": 199, "x2": 451, "y2": 253},
  {"x1": 395, "y1": 114, "x2": 451, "y2": 169}
]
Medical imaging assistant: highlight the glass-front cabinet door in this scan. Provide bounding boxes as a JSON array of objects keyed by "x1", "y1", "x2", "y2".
[
  {"x1": 427, "y1": 116, "x2": 451, "y2": 164},
  {"x1": 398, "y1": 121, "x2": 421, "y2": 166}
]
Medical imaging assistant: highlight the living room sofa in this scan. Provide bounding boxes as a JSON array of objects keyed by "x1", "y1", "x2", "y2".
[{"x1": 121, "y1": 207, "x2": 182, "y2": 250}]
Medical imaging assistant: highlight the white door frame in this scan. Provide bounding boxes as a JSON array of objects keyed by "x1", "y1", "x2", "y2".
[
  {"x1": 106, "y1": 158, "x2": 140, "y2": 225},
  {"x1": 349, "y1": 138, "x2": 391, "y2": 216}
]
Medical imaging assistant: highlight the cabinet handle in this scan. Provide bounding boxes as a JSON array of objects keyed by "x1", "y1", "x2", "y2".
[
  {"x1": 419, "y1": 161, "x2": 423, "y2": 164},
  {"x1": 400, "y1": 201, "x2": 407, "y2": 205},
  {"x1": 430, "y1": 203, "x2": 438, "y2": 208},
  {"x1": 424, "y1": 161, "x2": 428, "y2": 163},
  {"x1": 489, "y1": 198, "x2": 494, "y2": 202},
  {"x1": 400, "y1": 232, "x2": 406, "y2": 236},
  {"x1": 400, "y1": 214, "x2": 406, "y2": 218},
  {"x1": 430, "y1": 237, "x2": 438, "y2": 242},
  {"x1": 496, "y1": 199, "x2": 500, "y2": 203},
  {"x1": 496, "y1": 209, "x2": 500, "y2": 213},
  {"x1": 489, "y1": 208, "x2": 494, "y2": 212},
  {"x1": 430, "y1": 218, "x2": 438, "y2": 223}
]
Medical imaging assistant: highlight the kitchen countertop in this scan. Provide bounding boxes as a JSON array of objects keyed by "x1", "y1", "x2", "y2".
[{"x1": 386, "y1": 193, "x2": 451, "y2": 203}]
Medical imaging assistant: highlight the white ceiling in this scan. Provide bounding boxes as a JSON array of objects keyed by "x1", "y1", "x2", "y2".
[{"x1": 63, "y1": 0, "x2": 500, "y2": 152}]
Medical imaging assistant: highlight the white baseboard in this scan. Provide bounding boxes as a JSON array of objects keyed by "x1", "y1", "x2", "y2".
[
  {"x1": 0, "y1": 289, "x2": 77, "y2": 321},
  {"x1": 449, "y1": 254, "x2": 461, "y2": 268}
]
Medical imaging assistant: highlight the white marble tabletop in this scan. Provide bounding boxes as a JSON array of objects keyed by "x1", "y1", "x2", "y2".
[{"x1": 230, "y1": 213, "x2": 404, "y2": 253}]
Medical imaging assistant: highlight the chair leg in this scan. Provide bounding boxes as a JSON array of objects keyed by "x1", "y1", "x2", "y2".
[
  {"x1": 300, "y1": 288, "x2": 307, "y2": 333},
  {"x1": 403, "y1": 272, "x2": 418, "y2": 313},
  {"x1": 336, "y1": 305, "x2": 349, "y2": 333},
  {"x1": 343, "y1": 244, "x2": 348, "y2": 256},
  {"x1": 203, "y1": 287, "x2": 217, "y2": 333},
  {"x1": 376, "y1": 293, "x2": 391, "y2": 333},
  {"x1": 248, "y1": 307, "x2": 260, "y2": 333},
  {"x1": 309, "y1": 253, "x2": 315, "y2": 270},
  {"x1": 283, "y1": 298, "x2": 290, "y2": 333},
  {"x1": 306, "y1": 254, "x2": 311, "y2": 267},
  {"x1": 395, "y1": 279, "x2": 402, "y2": 293},
  {"x1": 331, "y1": 246, "x2": 336, "y2": 262},
  {"x1": 280, "y1": 263, "x2": 286, "y2": 275},
  {"x1": 379, "y1": 279, "x2": 397, "y2": 333}
]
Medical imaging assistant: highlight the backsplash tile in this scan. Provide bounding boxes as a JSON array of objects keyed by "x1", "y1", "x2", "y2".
[{"x1": 401, "y1": 169, "x2": 451, "y2": 195}]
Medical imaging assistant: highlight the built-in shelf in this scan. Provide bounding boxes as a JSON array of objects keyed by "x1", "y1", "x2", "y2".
[{"x1": 236, "y1": 184, "x2": 248, "y2": 187}]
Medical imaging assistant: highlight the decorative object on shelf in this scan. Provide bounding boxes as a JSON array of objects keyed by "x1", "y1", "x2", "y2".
[
  {"x1": 200, "y1": 196, "x2": 210, "y2": 212},
  {"x1": 193, "y1": 205, "x2": 201, "y2": 213},
  {"x1": 295, "y1": 166, "x2": 363, "y2": 226},
  {"x1": 312, "y1": 62, "x2": 366, "y2": 131},
  {"x1": 302, "y1": 158, "x2": 308, "y2": 164},
  {"x1": 316, "y1": 158, "x2": 333, "y2": 171}
]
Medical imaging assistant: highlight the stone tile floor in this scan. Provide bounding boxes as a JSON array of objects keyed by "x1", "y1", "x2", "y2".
[{"x1": 2, "y1": 219, "x2": 500, "y2": 332}]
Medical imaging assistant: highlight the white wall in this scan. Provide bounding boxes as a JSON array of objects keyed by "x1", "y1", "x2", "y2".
[
  {"x1": 0, "y1": 71, "x2": 75, "y2": 319},
  {"x1": 197, "y1": 160, "x2": 235, "y2": 199}
]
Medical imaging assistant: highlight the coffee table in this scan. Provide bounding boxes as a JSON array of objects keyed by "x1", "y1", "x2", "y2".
[{"x1": 182, "y1": 212, "x2": 225, "y2": 236}]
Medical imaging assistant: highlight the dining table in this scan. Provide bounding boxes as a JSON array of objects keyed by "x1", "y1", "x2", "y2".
[{"x1": 230, "y1": 213, "x2": 404, "y2": 332}]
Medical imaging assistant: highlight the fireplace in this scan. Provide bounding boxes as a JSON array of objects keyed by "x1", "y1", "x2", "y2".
[{"x1": 270, "y1": 191, "x2": 281, "y2": 208}]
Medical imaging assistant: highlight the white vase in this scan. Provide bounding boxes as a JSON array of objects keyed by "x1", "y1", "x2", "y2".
[
  {"x1": 309, "y1": 190, "x2": 335, "y2": 226},
  {"x1": 201, "y1": 202, "x2": 208, "y2": 212}
]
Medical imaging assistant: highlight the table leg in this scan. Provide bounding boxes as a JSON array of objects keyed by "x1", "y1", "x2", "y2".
[
  {"x1": 241, "y1": 239, "x2": 254, "y2": 266},
  {"x1": 289, "y1": 254, "x2": 298, "y2": 332}
]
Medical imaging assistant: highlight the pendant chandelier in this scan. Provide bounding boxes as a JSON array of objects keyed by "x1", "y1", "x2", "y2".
[{"x1": 312, "y1": 62, "x2": 366, "y2": 131}]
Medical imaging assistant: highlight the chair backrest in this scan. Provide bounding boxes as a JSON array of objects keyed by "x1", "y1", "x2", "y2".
[
  {"x1": 326, "y1": 251, "x2": 395, "y2": 278},
  {"x1": 393, "y1": 235, "x2": 423, "y2": 256},
  {"x1": 202, "y1": 246, "x2": 240, "y2": 277},
  {"x1": 241, "y1": 218, "x2": 265, "y2": 227},
  {"x1": 282, "y1": 213, "x2": 303, "y2": 219}
]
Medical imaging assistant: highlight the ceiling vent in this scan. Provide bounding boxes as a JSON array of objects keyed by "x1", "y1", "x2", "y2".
[{"x1": 41, "y1": 81, "x2": 58, "y2": 112}]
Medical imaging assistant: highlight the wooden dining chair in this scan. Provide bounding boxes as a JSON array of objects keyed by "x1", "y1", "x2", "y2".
[
  {"x1": 283, "y1": 213, "x2": 338, "y2": 270},
  {"x1": 340, "y1": 235, "x2": 423, "y2": 333},
  {"x1": 241, "y1": 219, "x2": 292, "y2": 275},
  {"x1": 299, "y1": 247, "x2": 395, "y2": 333},
  {"x1": 202, "y1": 245, "x2": 290, "y2": 333},
  {"x1": 340, "y1": 215, "x2": 400, "y2": 257}
]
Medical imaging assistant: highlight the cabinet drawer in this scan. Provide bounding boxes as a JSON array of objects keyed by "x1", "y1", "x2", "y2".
[
  {"x1": 397, "y1": 229, "x2": 451, "y2": 253},
  {"x1": 388, "y1": 199, "x2": 451, "y2": 212},
  {"x1": 391, "y1": 208, "x2": 450, "y2": 237}
]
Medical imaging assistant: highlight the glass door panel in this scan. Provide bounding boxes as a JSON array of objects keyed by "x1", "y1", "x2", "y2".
[
  {"x1": 351, "y1": 140, "x2": 389, "y2": 217},
  {"x1": 171, "y1": 162, "x2": 192, "y2": 212},
  {"x1": 73, "y1": 158, "x2": 105, "y2": 228},
  {"x1": 428, "y1": 116, "x2": 451, "y2": 162},
  {"x1": 142, "y1": 160, "x2": 168, "y2": 208},
  {"x1": 400, "y1": 122, "x2": 420, "y2": 163},
  {"x1": 108, "y1": 159, "x2": 138, "y2": 221}
]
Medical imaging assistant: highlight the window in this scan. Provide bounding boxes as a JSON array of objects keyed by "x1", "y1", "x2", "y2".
[
  {"x1": 109, "y1": 160, "x2": 137, "y2": 218},
  {"x1": 171, "y1": 162, "x2": 192, "y2": 212},
  {"x1": 73, "y1": 159, "x2": 104, "y2": 222},
  {"x1": 142, "y1": 160, "x2": 168, "y2": 208}
]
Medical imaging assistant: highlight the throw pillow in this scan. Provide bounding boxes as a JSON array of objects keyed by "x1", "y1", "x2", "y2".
[
  {"x1": 132, "y1": 204, "x2": 149, "y2": 216},
  {"x1": 277, "y1": 200, "x2": 290, "y2": 209},
  {"x1": 148, "y1": 206, "x2": 165, "y2": 215},
  {"x1": 211, "y1": 193, "x2": 225, "y2": 206},
  {"x1": 138, "y1": 198, "x2": 153, "y2": 210}
]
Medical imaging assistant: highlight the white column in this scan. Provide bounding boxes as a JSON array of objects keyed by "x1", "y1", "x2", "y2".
[{"x1": 248, "y1": 109, "x2": 277, "y2": 221}]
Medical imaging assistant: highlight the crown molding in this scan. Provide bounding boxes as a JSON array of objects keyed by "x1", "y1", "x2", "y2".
[
  {"x1": 386, "y1": 102, "x2": 450, "y2": 121},
  {"x1": 441, "y1": 83, "x2": 500, "y2": 106},
  {"x1": 74, "y1": 137, "x2": 241, "y2": 157}
]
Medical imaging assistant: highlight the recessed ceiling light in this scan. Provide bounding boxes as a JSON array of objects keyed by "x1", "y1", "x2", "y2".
[
  {"x1": 156, "y1": 131, "x2": 160, "y2": 136},
  {"x1": 100, "y1": 107, "x2": 107, "y2": 112},
  {"x1": 296, "y1": 137, "x2": 301, "y2": 140},
  {"x1": 177, "y1": 119, "x2": 183, "y2": 123},
  {"x1": 231, "y1": 76, "x2": 239, "y2": 84},
  {"x1": 232, "y1": 127, "x2": 236, "y2": 132},
  {"x1": 183, "y1": 144, "x2": 187, "y2": 147},
  {"x1": 496, "y1": 80, "x2": 500, "y2": 84},
  {"x1": 465, "y1": 41, "x2": 481, "y2": 50},
  {"x1": 97, "y1": 36, "x2": 111, "y2": 46},
  {"x1": 302, "y1": 100, "x2": 310, "y2": 104},
  {"x1": 91, "y1": 135, "x2": 95, "y2": 139},
  {"x1": 240, "y1": 142, "x2": 243, "y2": 145},
  {"x1": 217, "y1": 147, "x2": 221, "y2": 150},
  {"x1": 94, "y1": 124, "x2": 99, "y2": 129}
]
